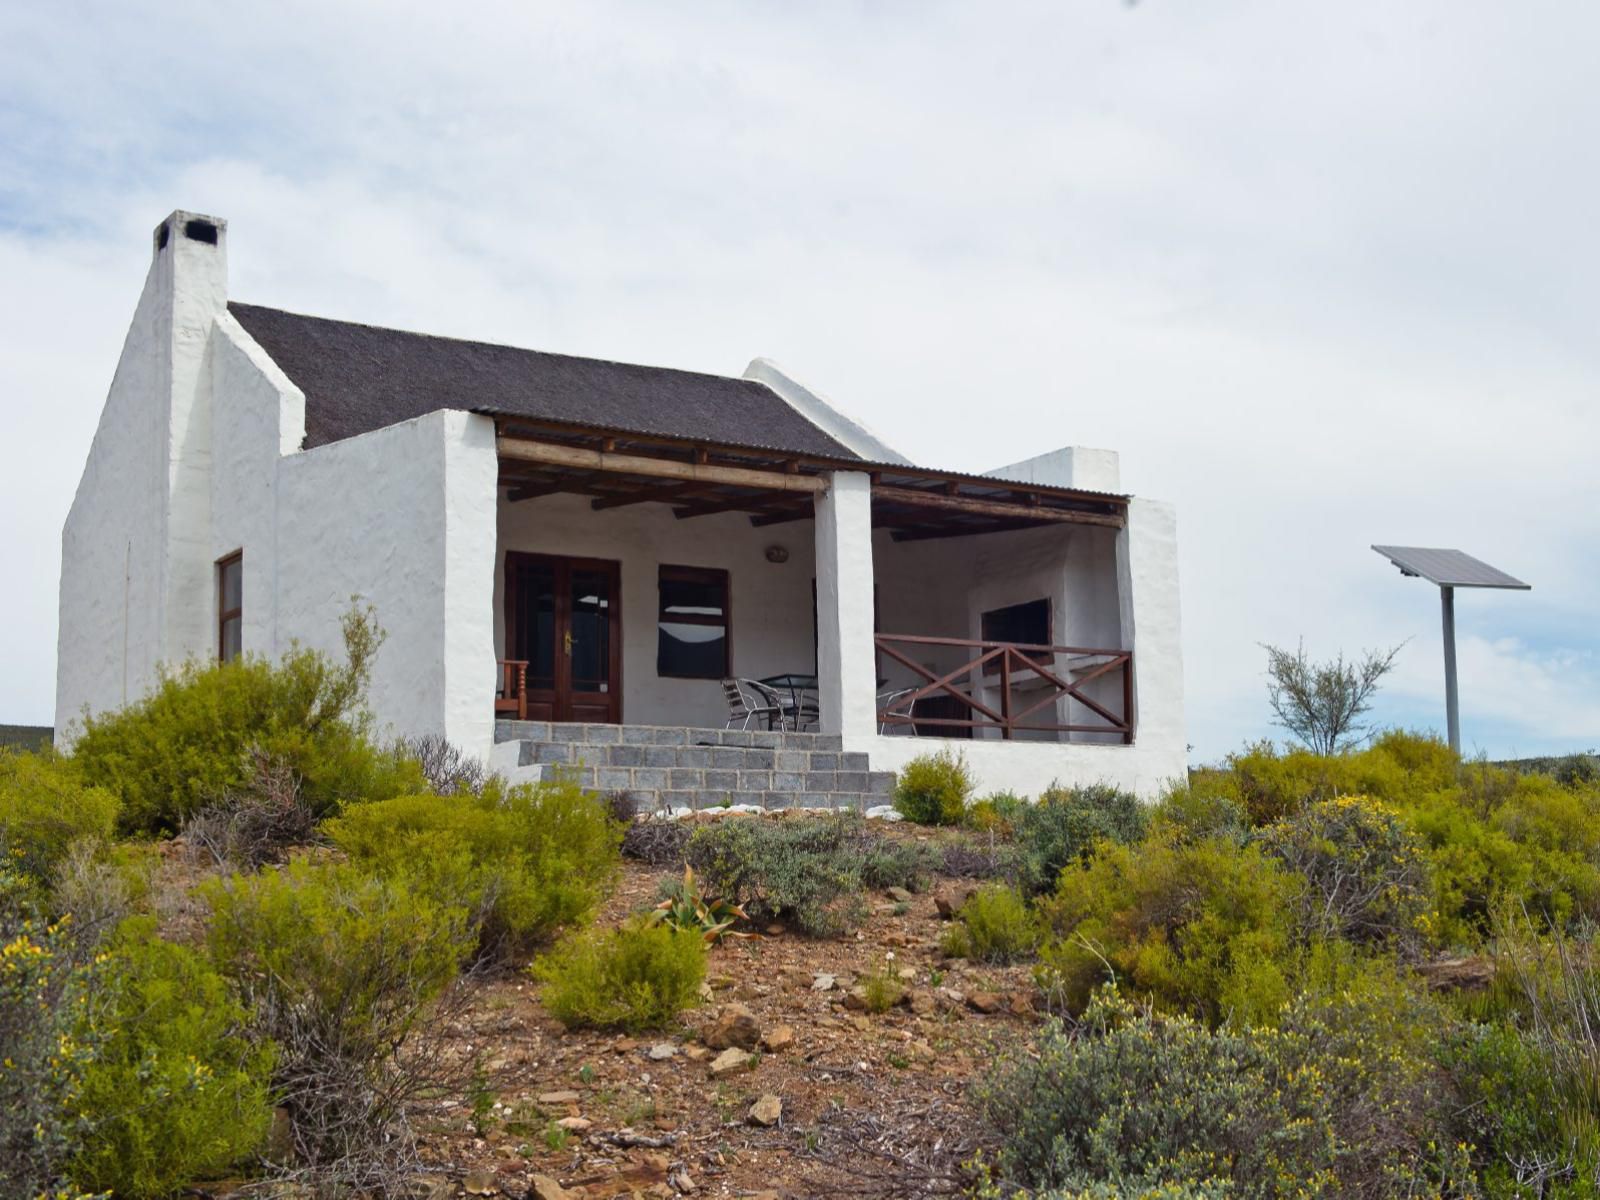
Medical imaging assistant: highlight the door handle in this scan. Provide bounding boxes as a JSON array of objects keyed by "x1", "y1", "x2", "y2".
[{"x1": 563, "y1": 631, "x2": 573, "y2": 656}]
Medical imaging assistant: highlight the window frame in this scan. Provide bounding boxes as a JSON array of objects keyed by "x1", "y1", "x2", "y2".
[
  {"x1": 656, "y1": 564, "x2": 731, "y2": 680},
  {"x1": 217, "y1": 550, "x2": 243, "y2": 663}
]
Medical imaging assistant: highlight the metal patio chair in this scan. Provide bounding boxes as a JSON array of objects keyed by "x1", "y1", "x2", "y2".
[
  {"x1": 877, "y1": 686, "x2": 919, "y2": 735},
  {"x1": 722, "y1": 678, "x2": 785, "y2": 731}
]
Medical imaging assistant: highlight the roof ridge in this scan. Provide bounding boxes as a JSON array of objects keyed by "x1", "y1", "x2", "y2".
[{"x1": 227, "y1": 300, "x2": 769, "y2": 390}]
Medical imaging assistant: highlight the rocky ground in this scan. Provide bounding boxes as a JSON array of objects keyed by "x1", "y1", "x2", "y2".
[{"x1": 410, "y1": 834, "x2": 1042, "y2": 1200}]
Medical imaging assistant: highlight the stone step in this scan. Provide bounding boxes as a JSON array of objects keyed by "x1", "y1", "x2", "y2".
[
  {"x1": 492, "y1": 722, "x2": 893, "y2": 815},
  {"x1": 494, "y1": 720, "x2": 844, "y2": 752}
]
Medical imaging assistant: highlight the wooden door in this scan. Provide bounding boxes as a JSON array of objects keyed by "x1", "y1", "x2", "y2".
[{"x1": 505, "y1": 552, "x2": 622, "y2": 724}]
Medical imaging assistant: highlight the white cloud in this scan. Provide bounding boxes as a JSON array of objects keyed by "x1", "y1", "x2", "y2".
[{"x1": 1, "y1": 1, "x2": 1597, "y2": 759}]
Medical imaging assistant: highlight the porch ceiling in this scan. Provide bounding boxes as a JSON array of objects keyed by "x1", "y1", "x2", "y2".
[{"x1": 492, "y1": 417, "x2": 1128, "y2": 541}]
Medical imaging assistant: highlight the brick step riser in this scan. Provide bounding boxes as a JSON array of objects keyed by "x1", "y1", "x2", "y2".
[
  {"x1": 503, "y1": 733, "x2": 895, "y2": 815},
  {"x1": 494, "y1": 721, "x2": 844, "y2": 753}
]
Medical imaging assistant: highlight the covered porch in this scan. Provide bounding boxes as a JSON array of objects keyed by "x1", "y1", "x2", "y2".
[{"x1": 486, "y1": 418, "x2": 1137, "y2": 750}]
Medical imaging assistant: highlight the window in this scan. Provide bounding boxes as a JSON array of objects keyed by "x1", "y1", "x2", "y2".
[
  {"x1": 980, "y1": 597, "x2": 1051, "y2": 673},
  {"x1": 657, "y1": 565, "x2": 729, "y2": 679},
  {"x1": 217, "y1": 552, "x2": 243, "y2": 663}
]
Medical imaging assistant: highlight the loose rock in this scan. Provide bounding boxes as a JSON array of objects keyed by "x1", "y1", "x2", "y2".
[
  {"x1": 760, "y1": 1024, "x2": 795, "y2": 1053},
  {"x1": 967, "y1": 991, "x2": 1003, "y2": 1014},
  {"x1": 705, "y1": 1002, "x2": 761, "y2": 1051},
  {"x1": 747, "y1": 1093, "x2": 783, "y2": 1127},
  {"x1": 462, "y1": 1169, "x2": 497, "y2": 1195},
  {"x1": 709, "y1": 1047, "x2": 755, "y2": 1077},
  {"x1": 647, "y1": 1042, "x2": 678, "y2": 1061},
  {"x1": 538, "y1": 1090, "x2": 581, "y2": 1106},
  {"x1": 528, "y1": 1176, "x2": 572, "y2": 1200}
]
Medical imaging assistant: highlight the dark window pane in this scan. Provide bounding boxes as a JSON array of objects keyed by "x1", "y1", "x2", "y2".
[
  {"x1": 220, "y1": 615, "x2": 242, "y2": 663},
  {"x1": 657, "y1": 565, "x2": 729, "y2": 678},
  {"x1": 570, "y1": 571, "x2": 612, "y2": 692},
  {"x1": 658, "y1": 623, "x2": 727, "y2": 679},
  {"x1": 220, "y1": 556, "x2": 242, "y2": 611},
  {"x1": 660, "y1": 574, "x2": 725, "y2": 619},
  {"x1": 981, "y1": 598, "x2": 1050, "y2": 646},
  {"x1": 515, "y1": 564, "x2": 557, "y2": 688}
]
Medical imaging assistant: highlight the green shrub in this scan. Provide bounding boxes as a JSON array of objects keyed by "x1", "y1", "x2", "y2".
[
  {"x1": 977, "y1": 981, "x2": 1468, "y2": 1199},
  {"x1": 325, "y1": 774, "x2": 621, "y2": 959},
  {"x1": 685, "y1": 812, "x2": 893, "y2": 937},
  {"x1": 942, "y1": 883, "x2": 1040, "y2": 964},
  {"x1": 73, "y1": 608, "x2": 425, "y2": 835},
  {"x1": 860, "y1": 957, "x2": 905, "y2": 1013},
  {"x1": 1263, "y1": 794, "x2": 1433, "y2": 951},
  {"x1": 69, "y1": 917, "x2": 275, "y2": 1199},
  {"x1": 1013, "y1": 783, "x2": 1148, "y2": 895},
  {"x1": 1037, "y1": 832, "x2": 1300, "y2": 1026},
  {"x1": 533, "y1": 920, "x2": 706, "y2": 1032},
  {"x1": 965, "y1": 790, "x2": 1028, "y2": 834},
  {"x1": 1149, "y1": 784, "x2": 1248, "y2": 844},
  {"x1": 1, "y1": 913, "x2": 99, "y2": 1200},
  {"x1": 204, "y1": 859, "x2": 472, "y2": 1179},
  {"x1": 892, "y1": 749, "x2": 973, "y2": 826},
  {"x1": 0, "y1": 750, "x2": 119, "y2": 887}
]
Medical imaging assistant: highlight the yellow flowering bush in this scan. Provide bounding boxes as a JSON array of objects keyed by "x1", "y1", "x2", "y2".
[
  {"x1": 1262, "y1": 794, "x2": 1433, "y2": 953},
  {"x1": 0, "y1": 915, "x2": 98, "y2": 1200}
]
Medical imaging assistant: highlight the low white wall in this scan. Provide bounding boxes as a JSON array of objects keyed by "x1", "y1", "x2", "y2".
[
  {"x1": 861, "y1": 732, "x2": 1186, "y2": 800},
  {"x1": 496, "y1": 490, "x2": 819, "y2": 728},
  {"x1": 276, "y1": 409, "x2": 499, "y2": 756}
]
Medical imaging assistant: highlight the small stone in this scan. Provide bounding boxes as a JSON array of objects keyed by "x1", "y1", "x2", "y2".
[
  {"x1": 907, "y1": 989, "x2": 936, "y2": 1016},
  {"x1": 462, "y1": 1169, "x2": 497, "y2": 1196},
  {"x1": 886, "y1": 886, "x2": 915, "y2": 903},
  {"x1": 705, "y1": 1002, "x2": 762, "y2": 1051},
  {"x1": 709, "y1": 1047, "x2": 755, "y2": 1077},
  {"x1": 842, "y1": 986, "x2": 869, "y2": 1012},
  {"x1": 528, "y1": 1175, "x2": 572, "y2": 1200},
  {"x1": 760, "y1": 1024, "x2": 795, "y2": 1053},
  {"x1": 555, "y1": 1116, "x2": 591, "y2": 1132},
  {"x1": 698, "y1": 981, "x2": 714, "y2": 1001},
  {"x1": 850, "y1": 1015, "x2": 872, "y2": 1033},
  {"x1": 896, "y1": 966, "x2": 917, "y2": 981},
  {"x1": 747, "y1": 1093, "x2": 783, "y2": 1126},
  {"x1": 537, "y1": 1090, "x2": 581, "y2": 1106},
  {"x1": 967, "y1": 991, "x2": 1003, "y2": 1014},
  {"x1": 1008, "y1": 991, "x2": 1036, "y2": 1017},
  {"x1": 614, "y1": 1037, "x2": 639, "y2": 1052},
  {"x1": 684, "y1": 1044, "x2": 710, "y2": 1062},
  {"x1": 811, "y1": 973, "x2": 836, "y2": 992},
  {"x1": 765, "y1": 923, "x2": 786, "y2": 936},
  {"x1": 647, "y1": 1042, "x2": 678, "y2": 1061}
]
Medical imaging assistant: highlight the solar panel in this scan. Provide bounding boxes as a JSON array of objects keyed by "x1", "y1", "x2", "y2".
[{"x1": 1371, "y1": 546, "x2": 1531, "y2": 590}]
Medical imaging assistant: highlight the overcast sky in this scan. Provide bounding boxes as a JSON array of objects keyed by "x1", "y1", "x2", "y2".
[{"x1": 3, "y1": 1, "x2": 1596, "y2": 762}]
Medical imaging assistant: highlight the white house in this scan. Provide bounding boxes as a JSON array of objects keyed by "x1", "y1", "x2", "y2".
[{"x1": 55, "y1": 210, "x2": 1187, "y2": 807}]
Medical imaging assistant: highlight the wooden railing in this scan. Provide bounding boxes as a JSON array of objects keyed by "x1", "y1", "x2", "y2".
[
  {"x1": 495, "y1": 659, "x2": 529, "y2": 720},
  {"x1": 873, "y1": 634, "x2": 1133, "y2": 743}
]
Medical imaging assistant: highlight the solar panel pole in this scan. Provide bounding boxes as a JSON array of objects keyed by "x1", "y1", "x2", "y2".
[{"x1": 1440, "y1": 585, "x2": 1460, "y2": 754}]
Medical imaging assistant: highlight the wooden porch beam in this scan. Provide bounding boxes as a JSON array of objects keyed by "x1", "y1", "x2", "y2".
[
  {"x1": 498, "y1": 436, "x2": 828, "y2": 494},
  {"x1": 871, "y1": 484, "x2": 1124, "y2": 529},
  {"x1": 749, "y1": 507, "x2": 817, "y2": 528},
  {"x1": 590, "y1": 480, "x2": 711, "y2": 511},
  {"x1": 673, "y1": 494, "x2": 806, "y2": 521}
]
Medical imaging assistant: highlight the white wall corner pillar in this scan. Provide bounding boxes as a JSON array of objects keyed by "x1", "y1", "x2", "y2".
[
  {"x1": 813, "y1": 471, "x2": 878, "y2": 742},
  {"x1": 1115, "y1": 498, "x2": 1188, "y2": 784},
  {"x1": 439, "y1": 411, "x2": 500, "y2": 761}
]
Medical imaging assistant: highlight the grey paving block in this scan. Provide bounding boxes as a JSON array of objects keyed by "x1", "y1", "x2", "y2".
[
  {"x1": 669, "y1": 768, "x2": 705, "y2": 789},
  {"x1": 810, "y1": 752, "x2": 840, "y2": 771},
  {"x1": 631, "y1": 767, "x2": 670, "y2": 790},
  {"x1": 678, "y1": 747, "x2": 712, "y2": 768},
  {"x1": 835, "y1": 771, "x2": 868, "y2": 792},
  {"x1": 772, "y1": 772, "x2": 807, "y2": 792},
  {"x1": 738, "y1": 771, "x2": 773, "y2": 791},
  {"x1": 869, "y1": 772, "x2": 896, "y2": 796},
  {"x1": 840, "y1": 752, "x2": 871, "y2": 772},
  {"x1": 806, "y1": 772, "x2": 838, "y2": 793},
  {"x1": 551, "y1": 724, "x2": 587, "y2": 742},
  {"x1": 641, "y1": 746, "x2": 680, "y2": 768},
  {"x1": 704, "y1": 769, "x2": 739, "y2": 790},
  {"x1": 533, "y1": 743, "x2": 574, "y2": 764},
  {"x1": 594, "y1": 767, "x2": 633, "y2": 791},
  {"x1": 775, "y1": 750, "x2": 811, "y2": 772},
  {"x1": 582, "y1": 724, "x2": 622, "y2": 744},
  {"x1": 650, "y1": 727, "x2": 690, "y2": 746},
  {"x1": 607, "y1": 744, "x2": 649, "y2": 767}
]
